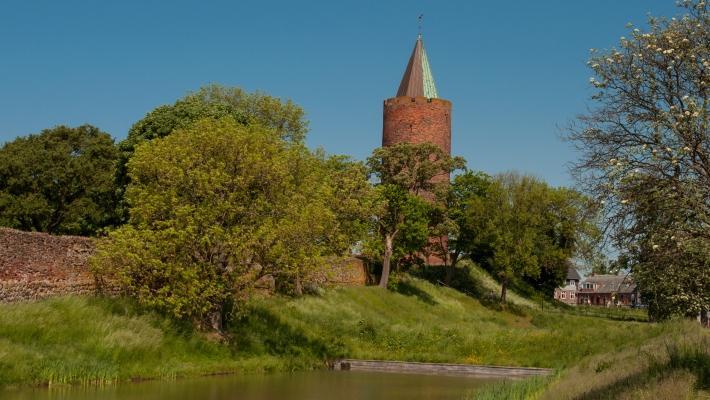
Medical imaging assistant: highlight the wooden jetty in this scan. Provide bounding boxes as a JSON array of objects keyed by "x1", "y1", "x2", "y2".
[{"x1": 331, "y1": 359, "x2": 553, "y2": 379}]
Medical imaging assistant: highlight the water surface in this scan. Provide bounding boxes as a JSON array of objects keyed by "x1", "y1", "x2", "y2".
[{"x1": 4, "y1": 371, "x2": 501, "y2": 400}]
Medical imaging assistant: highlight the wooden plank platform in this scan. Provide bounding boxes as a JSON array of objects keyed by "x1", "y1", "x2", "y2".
[{"x1": 331, "y1": 359, "x2": 553, "y2": 379}]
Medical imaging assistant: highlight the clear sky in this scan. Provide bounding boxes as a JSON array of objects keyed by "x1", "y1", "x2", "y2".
[{"x1": 0, "y1": 1, "x2": 680, "y2": 187}]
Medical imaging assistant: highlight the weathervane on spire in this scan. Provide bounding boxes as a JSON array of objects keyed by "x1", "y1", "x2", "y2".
[{"x1": 418, "y1": 14, "x2": 423, "y2": 39}]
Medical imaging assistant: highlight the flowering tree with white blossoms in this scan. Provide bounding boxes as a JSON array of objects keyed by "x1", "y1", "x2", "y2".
[{"x1": 567, "y1": 0, "x2": 709, "y2": 320}]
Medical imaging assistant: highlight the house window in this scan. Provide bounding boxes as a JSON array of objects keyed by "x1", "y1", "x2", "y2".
[
  {"x1": 571, "y1": 293, "x2": 575, "y2": 299},
  {"x1": 561, "y1": 293, "x2": 566, "y2": 299}
]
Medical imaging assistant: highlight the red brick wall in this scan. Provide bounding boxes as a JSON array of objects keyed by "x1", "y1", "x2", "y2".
[
  {"x1": 0, "y1": 228, "x2": 367, "y2": 302},
  {"x1": 0, "y1": 228, "x2": 101, "y2": 302}
]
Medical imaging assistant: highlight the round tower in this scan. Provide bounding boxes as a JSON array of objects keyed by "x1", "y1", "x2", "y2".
[
  {"x1": 382, "y1": 96, "x2": 451, "y2": 154},
  {"x1": 382, "y1": 35, "x2": 451, "y2": 181},
  {"x1": 382, "y1": 35, "x2": 452, "y2": 265}
]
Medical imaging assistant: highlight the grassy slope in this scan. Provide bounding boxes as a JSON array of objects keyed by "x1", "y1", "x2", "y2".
[
  {"x1": 0, "y1": 267, "x2": 700, "y2": 392},
  {"x1": 0, "y1": 297, "x2": 246, "y2": 387},
  {"x1": 538, "y1": 325, "x2": 709, "y2": 400},
  {"x1": 232, "y1": 276, "x2": 672, "y2": 369}
]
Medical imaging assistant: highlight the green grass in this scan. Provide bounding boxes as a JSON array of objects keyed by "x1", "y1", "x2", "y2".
[
  {"x1": 231, "y1": 275, "x2": 673, "y2": 369},
  {"x1": 0, "y1": 268, "x2": 702, "y2": 392},
  {"x1": 472, "y1": 376, "x2": 551, "y2": 400},
  {"x1": 0, "y1": 297, "x2": 282, "y2": 388},
  {"x1": 544, "y1": 303, "x2": 649, "y2": 322},
  {"x1": 538, "y1": 323, "x2": 709, "y2": 400}
]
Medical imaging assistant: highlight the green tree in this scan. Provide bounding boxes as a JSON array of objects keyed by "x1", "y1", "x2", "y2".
[
  {"x1": 366, "y1": 142, "x2": 465, "y2": 288},
  {"x1": 566, "y1": 1, "x2": 709, "y2": 319},
  {"x1": 115, "y1": 85, "x2": 309, "y2": 219},
  {"x1": 463, "y1": 173, "x2": 598, "y2": 302},
  {"x1": 430, "y1": 171, "x2": 492, "y2": 284},
  {"x1": 0, "y1": 125, "x2": 119, "y2": 235},
  {"x1": 93, "y1": 117, "x2": 364, "y2": 329}
]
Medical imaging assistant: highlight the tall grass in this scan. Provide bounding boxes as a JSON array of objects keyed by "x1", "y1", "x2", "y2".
[
  {"x1": 0, "y1": 273, "x2": 699, "y2": 390},
  {"x1": 470, "y1": 376, "x2": 550, "y2": 400},
  {"x1": 664, "y1": 336, "x2": 710, "y2": 389},
  {"x1": 0, "y1": 297, "x2": 275, "y2": 388},
  {"x1": 545, "y1": 304, "x2": 648, "y2": 322},
  {"x1": 230, "y1": 275, "x2": 676, "y2": 369},
  {"x1": 539, "y1": 324, "x2": 709, "y2": 399}
]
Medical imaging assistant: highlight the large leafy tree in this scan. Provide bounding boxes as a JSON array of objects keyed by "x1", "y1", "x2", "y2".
[
  {"x1": 430, "y1": 171, "x2": 492, "y2": 284},
  {"x1": 567, "y1": 1, "x2": 709, "y2": 319},
  {"x1": 115, "y1": 85, "x2": 309, "y2": 218},
  {"x1": 366, "y1": 142, "x2": 465, "y2": 288},
  {"x1": 463, "y1": 173, "x2": 598, "y2": 302},
  {"x1": 0, "y1": 125, "x2": 119, "y2": 235},
  {"x1": 93, "y1": 117, "x2": 367, "y2": 329}
]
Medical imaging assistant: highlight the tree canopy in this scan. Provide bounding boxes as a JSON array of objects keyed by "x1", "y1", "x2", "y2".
[
  {"x1": 431, "y1": 170, "x2": 492, "y2": 283},
  {"x1": 93, "y1": 117, "x2": 366, "y2": 328},
  {"x1": 567, "y1": 0, "x2": 709, "y2": 319},
  {"x1": 122, "y1": 84, "x2": 308, "y2": 152},
  {"x1": 462, "y1": 173, "x2": 598, "y2": 302},
  {"x1": 115, "y1": 85, "x2": 309, "y2": 219},
  {"x1": 0, "y1": 125, "x2": 119, "y2": 235},
  {"x1": 366, "y1": 142, "x2": 465, "y2": 288}
]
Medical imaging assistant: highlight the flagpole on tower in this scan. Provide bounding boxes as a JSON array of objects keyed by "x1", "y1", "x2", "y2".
[{"x1": 418, "y1": 14, "x2": 423, "y2": 39}]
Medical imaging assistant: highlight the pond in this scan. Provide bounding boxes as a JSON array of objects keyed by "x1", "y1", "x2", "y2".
[{"x1": 3, "y1": 371, "x2": 502, "y2": 400}]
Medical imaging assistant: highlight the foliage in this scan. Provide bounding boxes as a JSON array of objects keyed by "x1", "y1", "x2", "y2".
[
  {"x1": 462, "y1": 173, "x2": 599, "y2": 301},
  {"x1": 431, "y1": 171, "x2": 493, "y2": 283},
  {"x1": 567, "y1": 1, "x2": 710, "y2": 320},
  {"x1": 92, "y1": 117, "x2": 367, "y2": 328},
  {"x1": 365, "y1": 142, "x2": 465, "y2": 287},
  {"x1": 115, "y1": 85, "x2": 309, "y2": 219},
  {"x1": 122, "y1": 85, "x2": 307, "y2": 151},
  {"x1": 0, "y1": 125, "x2": 119, "y2": 235},
  {"x1": 319, "y1": 154, "x2": 373, "y2": 255}
]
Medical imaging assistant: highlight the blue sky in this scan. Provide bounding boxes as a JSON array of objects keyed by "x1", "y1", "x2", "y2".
[{"x1": 0, "y1": 1, "x2": 680, "y2": 187}]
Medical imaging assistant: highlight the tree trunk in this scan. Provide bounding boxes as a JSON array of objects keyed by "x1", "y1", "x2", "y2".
[
  {"x1": 294, "y1": 274, "x2": 303, "y2": 296},
  {"x1": 379, "y1": 234, "x2": 394, "y2": 288},
  {"x1": 209, "y1": 303, "x2": 224, "y2": 332},
  {"x1": 500, "y1": 278, "x2": 508, "y2": 303},
  {"x1": 444, "y1": 252, "x2": 458, "y2": 286}
]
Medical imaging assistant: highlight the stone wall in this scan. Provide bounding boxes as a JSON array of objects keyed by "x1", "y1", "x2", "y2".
[
  {"x1": 0, "y1": 228, "x2": 368, "y2": 302},
  {"x1": 0, "y1": 228, "x2": 100, "y2": 302},
  {"x1": 311, "y1": 256, "x2": 369, "y2": 287}
]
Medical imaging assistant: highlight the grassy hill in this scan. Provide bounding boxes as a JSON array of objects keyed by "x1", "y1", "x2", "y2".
[
  {"x1": 0, "y1": 266, "x2": 706, "y2": 398},
  {"x1": 231, "y1": 276, "x2": 668, "y2": 369}
]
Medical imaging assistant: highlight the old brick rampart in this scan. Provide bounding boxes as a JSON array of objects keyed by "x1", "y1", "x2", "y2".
[
  {"x1": 0, "y1": 228, "x2": 367, "y2": 302},
  {"x1": 0, "y1": 228, "x2": 101, "y2": 302}
]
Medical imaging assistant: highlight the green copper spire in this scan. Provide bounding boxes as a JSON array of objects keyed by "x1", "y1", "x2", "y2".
[{"x1": 396, "y1": 35, "x2": 439, "y2": 98}]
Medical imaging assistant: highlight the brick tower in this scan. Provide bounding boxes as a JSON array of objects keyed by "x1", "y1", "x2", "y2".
[
  {"x1": 382, "y1": 34, "x2": 451, "y2": 265},
  {"x1": 383, "y1": 34, "x2": 452, "y2": 179}
]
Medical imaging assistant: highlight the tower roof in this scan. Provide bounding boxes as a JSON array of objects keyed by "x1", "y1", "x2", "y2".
[{"x1": 396, "y1": 35, "x2": 439, "y2": 98}]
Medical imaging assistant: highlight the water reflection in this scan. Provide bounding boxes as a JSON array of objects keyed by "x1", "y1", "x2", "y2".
[{"x1": 4, "y1": 371, "x2": 500, "y2": 400}]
